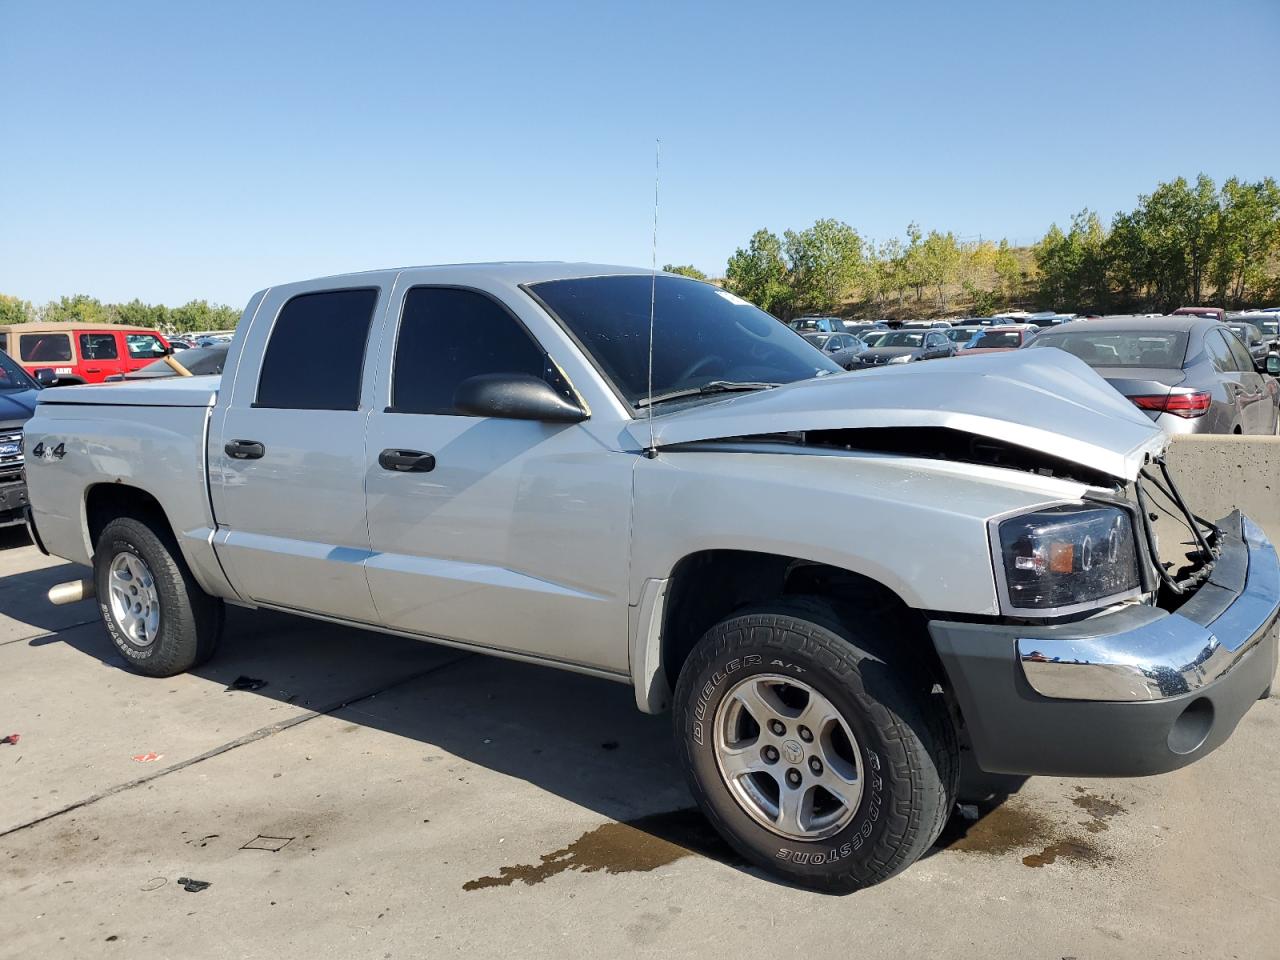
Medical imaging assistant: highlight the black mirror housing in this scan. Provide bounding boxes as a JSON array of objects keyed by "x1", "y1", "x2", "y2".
[
  {"x1": 1266, "y1": 354, "x2": 1280, "y2": 377},
  {"x1": 34, "y1": 369, "x2": 57, "y2": 387},
  {"x1": 453, "y1": 373, "x2": 587, "y2": 423}
]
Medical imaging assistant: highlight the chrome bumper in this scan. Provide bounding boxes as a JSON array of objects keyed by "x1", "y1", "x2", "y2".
[{"x1": 1017, "y1": 515, "x2": 1280, "y2": 702}]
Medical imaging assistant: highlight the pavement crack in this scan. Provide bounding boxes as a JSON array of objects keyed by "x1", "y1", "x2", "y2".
[{"x1": 0, "y1": 652, "x2": 471, "y2": 839}]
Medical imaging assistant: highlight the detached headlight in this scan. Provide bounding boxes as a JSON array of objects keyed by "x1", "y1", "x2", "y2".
[
  {"x1": 888, "y1": 354, "x2": 912, "y2": 364},
  {"x1": 995, "y1": 504, "x2": 1140, "y2": 613}
]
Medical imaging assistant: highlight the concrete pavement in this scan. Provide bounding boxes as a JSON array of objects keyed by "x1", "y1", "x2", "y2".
[{"x1": 1, "y1": 529, "x2": 1277, "y2": 960}]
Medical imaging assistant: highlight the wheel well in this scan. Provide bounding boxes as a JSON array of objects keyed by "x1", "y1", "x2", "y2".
[
  {"x1": 660, "y1": 550, "x2": 942, "y2": 691},
  {"x1": 85, "y1": 484, "x2": 174, "y2": 554}
]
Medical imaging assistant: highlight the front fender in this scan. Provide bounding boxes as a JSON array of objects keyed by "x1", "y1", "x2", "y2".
[{"x1": 630, "y1": 446, "x2": 1095, "y2": 616}]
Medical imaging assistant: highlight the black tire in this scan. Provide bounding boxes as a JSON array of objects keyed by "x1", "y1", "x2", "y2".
[
  {"x1": 93, "y1": 516, "x2": 223, "y2": 677},
  {"x1": 672, "y1": 598, "x2": 957, "y2": 893}
]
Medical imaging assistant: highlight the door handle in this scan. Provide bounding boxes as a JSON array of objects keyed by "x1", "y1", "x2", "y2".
[
  {"x1": 225, "y1": 439, "x2": 266, "y2": 460},
  {"x1": 378, "y1": 449, "x2": 436, "y2": 473}
]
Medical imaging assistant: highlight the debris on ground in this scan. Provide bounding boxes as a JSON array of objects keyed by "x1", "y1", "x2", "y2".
[
  {"x1": 176, "y1": 877, "x2": 211, "y2": 893},
  {"x1": 240, "y1": 835, "x2": 294, "y2": 852},
  {"x1": 226, "y1": 676, "x2": 268, "y2": 692},
  {"x1": 131, "y1": 752, "x2": 162, "y2": 762},
  {"x1": 139, "y1": 878, "x2": 167, "y2": 892},
  {"x1": 1, "y1": 733, "x2": 19, "y2": 746}
]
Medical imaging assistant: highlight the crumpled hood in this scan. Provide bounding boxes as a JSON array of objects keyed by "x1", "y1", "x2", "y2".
[{"x1": 628, "y1": 349, "x2": 1166, "y2": 480}]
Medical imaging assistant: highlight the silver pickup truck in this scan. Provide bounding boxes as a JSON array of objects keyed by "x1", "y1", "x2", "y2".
[{"x1": 23, "y1": 263, "x2": 1280, "y2": 892}]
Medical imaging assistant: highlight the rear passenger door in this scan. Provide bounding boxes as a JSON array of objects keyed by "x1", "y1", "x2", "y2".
[
  {"x1": 208, "y1": 279, "x2": 392, "y2": 621},
  {"x1": 1223, "y1": 329, "x2": 1271, "y2": 434},
  {"x1": 77, "y1": 332, "x2": 124, "y2": 381}
]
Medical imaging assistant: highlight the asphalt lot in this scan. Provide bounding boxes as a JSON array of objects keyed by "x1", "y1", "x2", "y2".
[{"x1": 1, "y1": 529, "x2": 1277, "y2": 960}]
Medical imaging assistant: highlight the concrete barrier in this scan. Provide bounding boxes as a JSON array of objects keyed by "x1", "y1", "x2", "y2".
[{"x1": 1155, "y1": 434, "x2": 1280, "y2": 548}]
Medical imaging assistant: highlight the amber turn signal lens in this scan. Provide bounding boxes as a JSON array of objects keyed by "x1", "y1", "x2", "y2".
[{"x1": 1048, "y1": 541, "x2": 1074, "y2": 574}]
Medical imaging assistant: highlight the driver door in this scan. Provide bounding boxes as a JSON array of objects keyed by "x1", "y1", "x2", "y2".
[{"x1": 362, "y1": 282, "x2": 633, "y2": 673}]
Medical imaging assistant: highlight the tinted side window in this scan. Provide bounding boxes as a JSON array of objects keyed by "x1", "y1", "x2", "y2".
[
  {"x1": 256, "y1": 288, "x2": 378, "y2": 410},
  {"x1": 20, "y1": 333, "x2": 72, "y2": 362},
  {"x1": 1205, "y1": 330, "x2": 1235, "y2": 374},
  {"x1": 80, "y1": 333, "x2": 118, "y2": 360},
  {"x1": 391, "y1": 287, "x2": 565, "y2": 416},
  {"x1": 1224, "y1": 331, "x2": 1254, "y2": 372}
]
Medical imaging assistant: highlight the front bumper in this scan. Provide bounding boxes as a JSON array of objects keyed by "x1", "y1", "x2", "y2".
[
  {"x1": 0, "y1": 472, "x2": 29, "y2": 527},
  {"x1": 930, "y1": 512, "x2": 1279, "y2": 777}
]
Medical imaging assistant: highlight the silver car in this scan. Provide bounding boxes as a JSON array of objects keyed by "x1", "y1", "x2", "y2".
[
  {"x1": 801, "y1": 331, "x2": 866, "y2": 369},
  {"x1": 1029, "y1": 316, "x2": 1280, "y2": 435}
]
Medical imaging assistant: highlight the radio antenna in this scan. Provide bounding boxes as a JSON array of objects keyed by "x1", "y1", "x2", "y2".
[{"x1": 645, "y1": 138, "x2": 661, "y2": 458}]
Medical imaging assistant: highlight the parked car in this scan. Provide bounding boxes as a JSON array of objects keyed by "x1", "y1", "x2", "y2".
[
  {"x1": 944, "y1": 326, "x2": 983, "y2": 348},
  {"x1": 1029, "y1": 316, "x2": 1280, "y2": 435},
  {"x1": 1172, "y1": 306, "x2": 1226, "y2": 322},
  {"x1": 1224, "y1": 321, "x2": 1272, "y2": 363},
  {"x1": 0, "y1": 350, "x2": 41, "y2": 528},
  {"x1": 118, "y1": 344, "x2": 230, "y2": 380},
  {"x1": 0, "y1": 322, "x2": 171, "y2": 385},
  {"x1": 25, "y1": 264, "x2": 1280, "y2": 893},
  {"x1": 801, "y1": 332, "x2": 866, "y2": 370},
  {"x1": 901, "y1": 320, "x2": 952, "y2": 329},
  {"x1": 850, "y1": 328, "x2": 956, "y2": 367},
  {"x1": 166, "y1": 337, "x2": 198, "y2": 351},
  {"x1": 788, "y1": 316, "x2": 844, "y2": 334},
  {"x1": 957, "y1": 324, "x2": 1040, "y2": 354}
]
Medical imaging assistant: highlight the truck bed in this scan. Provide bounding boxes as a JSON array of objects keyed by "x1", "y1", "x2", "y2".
[{"x1": 37, "y1": 376, "x2": 221, "y2": 408}]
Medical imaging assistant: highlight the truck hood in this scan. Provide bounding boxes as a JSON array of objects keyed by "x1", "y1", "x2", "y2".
[
  {"x1": 628, "y1": 349, "x2": 1166, "y2": 481},
  {"x1": 36, "y1": 375, "x2": 221, "y2": 408}
]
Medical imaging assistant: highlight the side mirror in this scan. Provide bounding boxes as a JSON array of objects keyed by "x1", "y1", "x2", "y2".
[
  {"x1": 1266, "y1": 354, "x2": 1280, "y2": 377},
  {"x1": 34, "y1": 369, "x2": 57, "y2": 387},
  {"x1": 453, "y1": 373, "x2": 587, "y2": 423}
]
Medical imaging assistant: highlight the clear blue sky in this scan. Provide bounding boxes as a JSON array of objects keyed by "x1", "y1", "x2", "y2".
[{"x1": 3, "y1": 0, "x2": 1278, "y2": 307}]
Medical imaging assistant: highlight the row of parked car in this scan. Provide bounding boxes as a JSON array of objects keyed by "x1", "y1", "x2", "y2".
[{"x1": 789, "y1": 310, "x2": 1280, "y2": 436}]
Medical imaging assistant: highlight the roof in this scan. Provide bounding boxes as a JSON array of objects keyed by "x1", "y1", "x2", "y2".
[
  {"x1": 293, "y1": 261, "x2": 655, "y2": 287},
  {"x1": 0, "y1": 321, "x2": 164, "y2": 334},
  {"x1": 1040, "y1": 315, "x2": 1215, "y2": 334}
]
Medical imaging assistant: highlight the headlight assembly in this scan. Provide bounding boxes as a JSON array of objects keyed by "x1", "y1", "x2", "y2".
[
  {"x1": 993, "y1": 503, "x2": 1141, "y2": 615},
  {"x1": 888, "y1": 354, "x2": 912, "y2": 364}
]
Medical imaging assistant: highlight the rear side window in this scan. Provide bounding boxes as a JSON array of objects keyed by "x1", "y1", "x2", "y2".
[
  {"x1": 20, "y1": 333, "x2": 72, "y2": 362},
  {"x1": 80, "y1": 333, "x2": 119, "y2": 360},
  {"x1": 1205, "y1": 330, "x2": 1236, "y2": 374},
  {"x1": 256, "y1": 288, "x2": 378, "y2": 410},
  {"x1": 1224, "y1": 331, "x2": 1254, "y2": 372},
  {"x1": 390, "y1": 287, "x2": 565, "y2": 415}
]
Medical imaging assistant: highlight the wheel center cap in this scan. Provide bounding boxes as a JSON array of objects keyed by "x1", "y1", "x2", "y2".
[{"x1": 781, "y1": 740, "x2": 804, "y2": 765}]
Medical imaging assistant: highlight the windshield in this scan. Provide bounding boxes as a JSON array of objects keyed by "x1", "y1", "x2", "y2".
[
  {"x1": 869, "y1": 331, "x2": 925, "y2": 348},
  {"x1": 946, "y1": 328, "x2": 977, "y2": 343},
  {"x1": 1261, "y1": 319, "x2": 1279, "y2": 335},
  {"x1": 528, "y1": 275, "x2": 839, "y2": 407},
  {"x1": 0, "y1": 350, "x2": 37, "y2": 392},
  {"x1": 969, "y1": 330, "x2": 1023, "y2": 349},
  {"x1": 1228, "y1": 324, "x2": 1261, "y2": 344},
  {"x1": 803, "y1": 333, "x2": 831, "y2": 348},
  {"x1": 1030, "y1": 330, "x2": 1188, "y2": 368}
]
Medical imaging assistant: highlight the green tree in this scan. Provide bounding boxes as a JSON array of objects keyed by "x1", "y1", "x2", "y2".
[
  {"x1": 1209, "y1": 177, "x2": 1280, "y2": 306},
  {"x1": 917, "y1": 230, "x2": 962, "y2": 310},
  {"x1": 116, "y1": 299, "x2": 171, "y2": 329},
  {"x1": 168, "y1": 300, "x2": 241, "y2": 333},
  {"x1": 782, "y1": 218, "x2": 864, "y2": 313},
  {"x1": 0, "y1": 294, "x2": 33, "y2": 326},
  {"x1": 40, "y1": 294, "x2": 118, "y2": 325},
  {"x1": 661, "y1": 264, "x2": 708, "y2": 281},
  {"x1": 725, "y1": 229, "x2": 793, "y2": 316},
  {"x1": 993, "y1": 239, "x2": 1025, "y2": 303},
  {"x1": 1034, "y1": 210, "x2": 1109, "y2": 312}
]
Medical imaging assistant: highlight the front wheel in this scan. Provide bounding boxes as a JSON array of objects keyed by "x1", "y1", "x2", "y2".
[
  {"x1": 94, "y1": 516, "x2": 223, "y2": 677},
  {"x1": 672, "y1": 600, "x2": 957, "y2": 893}
]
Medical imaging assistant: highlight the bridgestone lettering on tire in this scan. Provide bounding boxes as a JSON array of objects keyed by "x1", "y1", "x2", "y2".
[
  {"x1": 673, "y1": 598, "x2": 957, "y2": 893},
  {"x1": 93, "y1": 516, "x2": 223, "y2": 677}
]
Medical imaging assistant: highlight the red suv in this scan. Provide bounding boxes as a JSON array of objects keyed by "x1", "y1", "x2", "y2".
[{"x1": 0, "y1": 322, "x2": 171, "y2": 385}]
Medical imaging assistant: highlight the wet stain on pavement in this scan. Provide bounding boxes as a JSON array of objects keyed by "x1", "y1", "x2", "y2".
[
  {"x1": 1072, "y1": 787, "x2": 1125, "y2": 834},
  {"x1": 937, "y1": 801, "x2": 1057, "y2": 855},
  {"x1": 463, "y1": 809, "x2": 743, "y2": 891},
  {"x1": 937, "y1": 794, "x2": 1111, "y2": 869},
  {"x1": 1022, "y1": 839, "x2": 1102, "y2": 868}
]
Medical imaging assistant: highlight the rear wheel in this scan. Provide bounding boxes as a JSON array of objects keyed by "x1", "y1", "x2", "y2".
[
  {"x1": 672, "y1": 599, "x2": 957, "y2": 893},
  {"x1": 93, "y1": 516, "x2": 223, "y2": 677}
]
